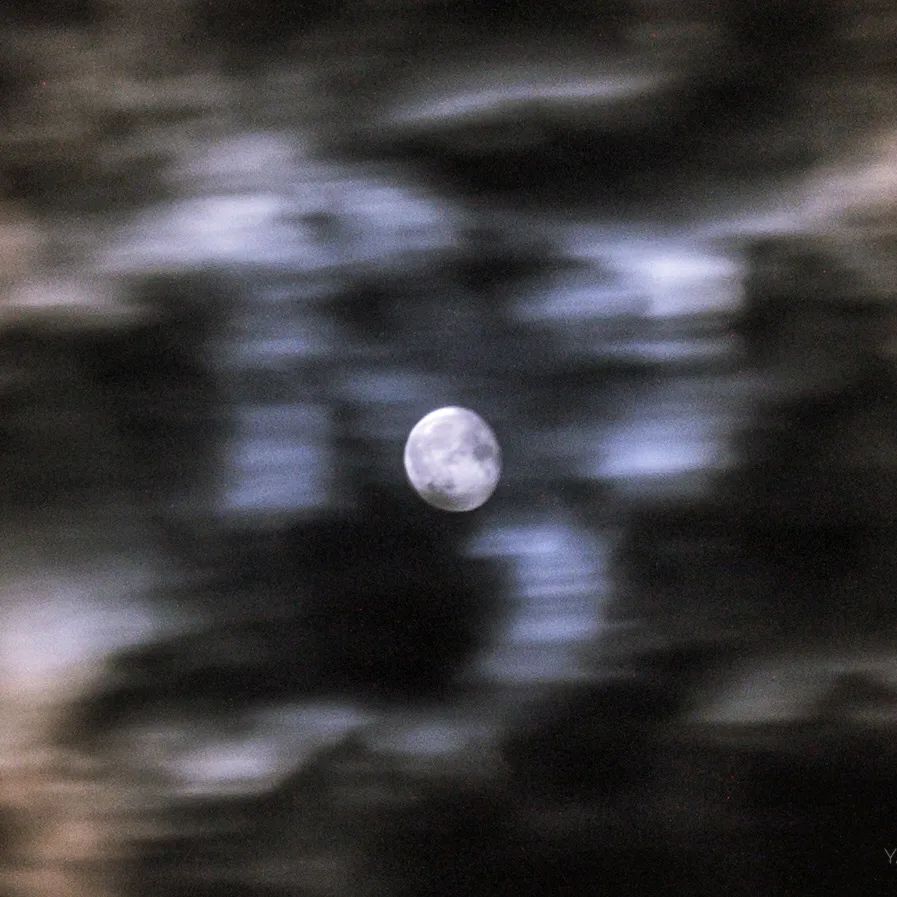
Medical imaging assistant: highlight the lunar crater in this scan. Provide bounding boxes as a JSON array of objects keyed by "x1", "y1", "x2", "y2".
[{"x1": 473, "y1": 444, "x2": 494, "y2": 462}]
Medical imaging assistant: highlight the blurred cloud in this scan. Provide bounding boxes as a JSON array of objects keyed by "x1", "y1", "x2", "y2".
[{"x1": 1, "y1": 3, "x2": 897, "y2": 895}]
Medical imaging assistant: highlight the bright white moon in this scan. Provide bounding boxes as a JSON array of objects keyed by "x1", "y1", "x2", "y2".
[{"x1": 404, "y1": 406, "x2": 501, "y2": 512}]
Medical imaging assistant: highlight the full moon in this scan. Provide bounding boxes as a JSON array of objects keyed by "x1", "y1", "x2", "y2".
[{"x1": 404, "y1": 406, "x2": 502, "y2": 512}]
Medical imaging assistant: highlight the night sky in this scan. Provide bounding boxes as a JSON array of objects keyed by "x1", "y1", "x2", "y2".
[{"x1": 1, "y1": 2, "x2": 897, "y2": 895}]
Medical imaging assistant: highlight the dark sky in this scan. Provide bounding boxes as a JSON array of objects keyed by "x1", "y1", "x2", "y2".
[{"x1": 1, "y1": 2, "x2": 897, "y2": 895}]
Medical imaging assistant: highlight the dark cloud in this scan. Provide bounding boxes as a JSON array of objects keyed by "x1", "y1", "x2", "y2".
[{"x1": 71, "y1": 486, "x2": 503, "y2": 742}]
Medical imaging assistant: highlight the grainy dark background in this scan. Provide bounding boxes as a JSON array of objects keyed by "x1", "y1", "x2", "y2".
[{"x1": 1, "y1": 1, "x2": 897, "y2": 895}]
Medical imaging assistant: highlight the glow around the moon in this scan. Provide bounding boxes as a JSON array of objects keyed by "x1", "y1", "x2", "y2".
[{"x1": 404, "y1": 406, "x2": 502, "y2": 511}]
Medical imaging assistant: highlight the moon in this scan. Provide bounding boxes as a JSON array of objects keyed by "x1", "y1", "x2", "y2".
[{"x1": 404, "y1": 406, "x2": 502, "y2": 512}]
